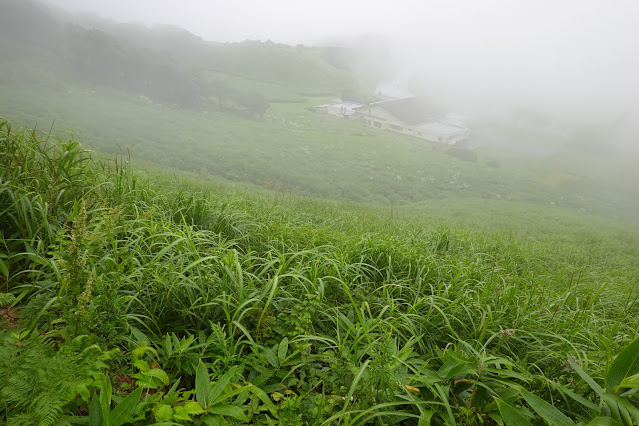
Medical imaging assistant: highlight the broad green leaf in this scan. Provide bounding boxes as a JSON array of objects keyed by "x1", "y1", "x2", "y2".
[
  {"x1": 604, "y1": 393, "x2": 639, "y2": 424},
  {"x1": 438, "y1": 358, "x2": 466, "y2": 380},
  {"x1": 263, "y1": 348, "x2": 279, "y2": 368},
  {"x1": 520, "y1": 389, "x2": 574, "y2": 426},
  {"x1": 483, "y1": 387, "x2": 520, "y2": 413},
  {"x1": 246, "y1": 384, "x2": 278, "y2": 416},
  {"x1": 207, "y1": 404, "x2": 248, "y2": 420},
  {"x1": 133, "y1": 359, "x2": 149, "y2": 372},
  {"x1": 433, "y1": 383, "x2": 455, "y2": 426},
  {"x1": 417, "y1": 410, "x2": 435, "y2": 426},
  {"x1": 145, "y1": 368, "x2": 170, "y2": 386},
  {"x1": 606, "y1": 337, "x2": 639, "y2": 394},
  {"x1": 89, "y1": 394, "x2": 103, "y2": 426},
  {"x1": 164, "y1": 334, "x2": 172, "y2": 355},
  {"x1": 180, "y1": 334, "x2": 196, "y2": 351},
  {"x1": 411, "y1": 367, "x2": 441, "y2": 385},
  {"x1": 130, "y1": 327, "x2": 152, "y2": 346},
  {"x1": 100, "y1": 376, "x2": 112, "y2": 416},
  {"x1": 251, "y1": 369, "x2": 276, "y2": 387},
  {"x1": 278, "y1": 337, "x2": 289, "y2": 361},
  {"x1": 200, "y1": 414, "x2": 225, "y2": 426},
  {"x1": 483, "y1": 367, "x2": 530, "y2": 382},
  {"x1": 439, "y1": 360, "x2": 474, "y2": 381},
  {"x1": 196, "y1": 361, "x2": 211, "y2": 409},
  {"x1": 132, "y1": 344, "x2": 158, "y2": 358},
  {"x1": 172, "y1": 405, "x2": 192, "y2": 421},
  {"x1": 183, "y1": 401, "x2": 205, "y2": 415},
  {"x1": 496, "y1": 398, "x2": 533, "y2": 426},
  {"x1": 615, "y1": 372, "x2": 639, "y2": 392},
  {"x1": 210, "y1": 368, "x2": 237, "y2": 404},
  {"x1": 109, "y1": 387, "x2": 142, "y2": 426},
  {"x1": 0, "y1": 258, "x2": 9, "y2": 278},
  {"x1": 153, "y1": 404, "x2": 173, "y2": 422}
]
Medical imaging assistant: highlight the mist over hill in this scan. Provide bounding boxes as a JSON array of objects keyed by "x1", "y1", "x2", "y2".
[
  {"x1": 1, "y1": 0, "x2": 354, "y2": 108},
  {"x1": 1, "y1": 0, "x2": 638, "y2": 225}
]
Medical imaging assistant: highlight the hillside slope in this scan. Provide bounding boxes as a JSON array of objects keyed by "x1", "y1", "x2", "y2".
[
  {"x1": 1, "y1": 0, "x2": 352, "y2": 105},
  {"x1": 2, "y1": 120, "x2": 638, "y2": 424}
]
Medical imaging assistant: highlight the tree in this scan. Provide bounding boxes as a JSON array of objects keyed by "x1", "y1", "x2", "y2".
[{"x1": 235, "y1": 91, "x2": 269, "y2": 118}]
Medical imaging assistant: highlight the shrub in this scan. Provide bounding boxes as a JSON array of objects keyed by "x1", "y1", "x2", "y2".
[{"x1": 446, "y1": 147, "x2": 478, "y2": 162}]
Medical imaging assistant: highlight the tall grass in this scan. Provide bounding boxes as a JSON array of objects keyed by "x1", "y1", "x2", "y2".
[{"x1": 1, "y1": 119, "x2": 638, "y2": 424}]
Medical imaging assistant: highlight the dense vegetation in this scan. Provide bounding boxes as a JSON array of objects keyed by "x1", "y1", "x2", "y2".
[{"x1": 2, "y1": 120, "x2": 638, "y2": 425}]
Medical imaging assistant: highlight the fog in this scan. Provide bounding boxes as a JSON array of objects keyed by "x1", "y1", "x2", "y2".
[
  {"x1": 44, "y1": 0, "x2": 639, "y2": 124},
  {"x1": 1, "y1": 0, "x2": 639, "y2": 222}
]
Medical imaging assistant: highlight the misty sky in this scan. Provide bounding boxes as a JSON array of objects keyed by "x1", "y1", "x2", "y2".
[{"x1": 45, "y1": 0, "x2": 639, "y2": 121}]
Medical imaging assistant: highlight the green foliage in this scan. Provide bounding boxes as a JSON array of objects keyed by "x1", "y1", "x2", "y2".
[
  {"x1": 0, "y1": 333, "x2": 114, "y2": 425},
  {"x1": 0, "y1": 120, "x2": 638, "y2": 425},
  {"x1": 561, "y1": 337, "x2": 639, "y2": 425},
  {"x1": 446, "y1": 147, "x2": 479, "y2": 162},
  {"x1": 606, "y1": 336, "x2": 639, "y2": 394}
]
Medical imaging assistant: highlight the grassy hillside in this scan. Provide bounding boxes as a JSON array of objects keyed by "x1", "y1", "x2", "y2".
[
  {"x1": 2, "y1": 0, "x2": 638, "y2": 226},
  {"x1": 2, "y1": 120, "x2": 639, "y2": 425},
  {"x1": 0, "y1": 0, "x2": 352, "y2": 103},
  {"x1": 2, "y1": 82, "x2": 639, "y2": 225}
]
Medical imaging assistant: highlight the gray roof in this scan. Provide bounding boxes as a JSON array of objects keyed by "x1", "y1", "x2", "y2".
[
  {"x1": 363, "y1": 97, "x2": 442, "y2": 125},
  {"x1": 331, "y1": 102, "x2": 363, "y2": 110},
  {"x1": 417, "y1": 121, "x2": 467, "y2": 135}
]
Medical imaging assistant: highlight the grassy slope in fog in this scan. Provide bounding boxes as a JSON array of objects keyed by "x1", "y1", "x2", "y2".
[
  {"x1": 2, "y1": 0, "x2": 638, "y2": 224},
  {"x1": 1, "y1": 120, "x2": 638, "y2": 425},
  {"x1": 2, "y1": 81, "x2": 638, "y2": 226}
]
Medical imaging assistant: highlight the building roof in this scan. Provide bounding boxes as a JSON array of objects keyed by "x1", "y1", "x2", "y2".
[
  {"x1": 361, "y1": 97, "x2": 442, "y2": 125},
  {"x1": 316, "y1": 101, "x2": 362, "y2": 110},
  {"x1": 331, "y1": 102, "x2": 363, "y2": 110},
  {"x1": 416, "y1": 121, "x2": 467, "y2": 136}
]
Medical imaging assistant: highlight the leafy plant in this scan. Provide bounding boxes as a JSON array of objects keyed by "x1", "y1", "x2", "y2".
[{"x1": 0, "y1": 333, "x2": 114, "y2": 426}]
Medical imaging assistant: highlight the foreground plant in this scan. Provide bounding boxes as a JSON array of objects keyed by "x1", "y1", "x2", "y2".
[{"x1": 1, "y1": 119, "x2": 638, "y2": 424}]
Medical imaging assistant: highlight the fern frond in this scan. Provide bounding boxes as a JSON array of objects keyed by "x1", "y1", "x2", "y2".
[
  {"x1": 33, "y1": 394, "x2": 64, "y2": 426},
  {"x1": 7, "y1": 413, "x2": 38, "y2": 426},
  {"x1": 0, "y1": 292, "x2": 17, "y2": 307},
  {"x1": 1, "y1": 333, "x2": 112, "y2": 424}
]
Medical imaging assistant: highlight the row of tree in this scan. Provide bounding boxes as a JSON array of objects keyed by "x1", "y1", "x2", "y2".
[{"x1": 1, "y1": 0, "x2": 270, "y2": 116}]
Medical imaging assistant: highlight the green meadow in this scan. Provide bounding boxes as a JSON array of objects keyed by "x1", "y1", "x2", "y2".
[{"x1": 2, "y1": 82, "x2": 638, "y2": 224}]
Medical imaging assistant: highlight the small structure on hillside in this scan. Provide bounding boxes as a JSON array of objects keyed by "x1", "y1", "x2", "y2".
[
  {"x1": 314, "y1": 100, "x2": 362, "y2": 119},
  {"x1": 314, "y1": 88, "x2": 471, "y2": 145},
  {"x1": 414, "y1": 121, "x2": 469, "y2": 145},
  {"x1": 354, "y1": 97, "x2": 470, "y2": 145}
]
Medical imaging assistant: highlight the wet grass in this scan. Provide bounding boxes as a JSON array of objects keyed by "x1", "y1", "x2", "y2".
[{"x1": 1, "y1": 120, "x2": 638, "y2": 424}]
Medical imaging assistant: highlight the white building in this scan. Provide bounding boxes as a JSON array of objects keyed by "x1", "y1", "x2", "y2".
[
  {"x1": 314, "y1": 100, "x2": 362, "y2": 119},
  {"x1": 415, "y1": 122, "x2": 469, "y2": 145},
  {"x1": 354, "y1": 97, "x2": 470, "y2": 145}
]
